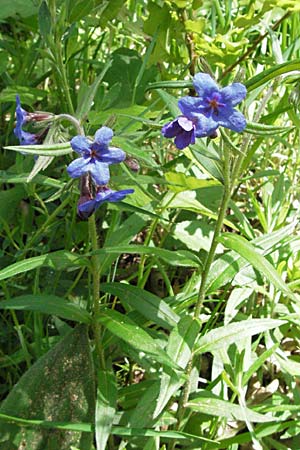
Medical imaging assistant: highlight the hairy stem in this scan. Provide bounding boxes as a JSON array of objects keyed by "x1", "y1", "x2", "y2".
[{"x1": 88, "y1": 214, "x2": 105, "y2": 368}]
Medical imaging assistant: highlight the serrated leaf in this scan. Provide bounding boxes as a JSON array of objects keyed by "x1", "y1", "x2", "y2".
[
  {"x1": 0, "y1": 295, "x2": 91, "y2": 323},
  {"x1": 0, "y1": 325, "x2": 95, "y2": 449},
  {"x1": 100, "y1": 283, "x2": 179, "y2": 330}
]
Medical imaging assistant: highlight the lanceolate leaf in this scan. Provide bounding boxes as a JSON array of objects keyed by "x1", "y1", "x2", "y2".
[
  {"x1": 4, "y1": 142, "x2": 72, "y2": 156},
  {"x1": 187, "y1": 391, "x2": 275, "y2": 423},
  {"x1": 154, "y1": 316, "x2": 201, "y2": 418},
  {"x1": 207, "y1": 222, "x2": 296, "y2": 293},
  {"x1": 0, "y1": 250, "x2": 88, "y2": 281},
  {"x1": 245, "y1": 59, "x2": 300, "y2": 92},
  {"x1": 101, "y1": 283, "x2": 179, "y2": 329},
  {"x1": 219, "y1": 233, "x2": 296, "y2": 300},
  {"x1": 98, "y1": 308, "x2": 179, "y2": 370},
  {"x1": 0, "y1": 295, "x2": 91, "y2": 323},
  {"x1": 196, "y1": 319, "x2": 285, "y2": 354},
  {"x1": 96, "y1": 369, "x2": 117, "y2": 450}
]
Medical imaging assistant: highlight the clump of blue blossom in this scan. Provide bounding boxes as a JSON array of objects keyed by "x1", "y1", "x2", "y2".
[
  {"x1": 162, "y1": 72, "x2": 247, "y2": 149},
  {"x1": 67, "y1": 126, "x2": 134, "y2": 219}
]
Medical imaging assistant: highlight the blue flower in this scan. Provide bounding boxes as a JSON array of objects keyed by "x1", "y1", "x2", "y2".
[
  {"x1": 67, "y1": 127, "x2": 126, "y2": 185},
  {"x1": 180, "y1": 73, "x2": 247, "y2": 134},
  {"x1": 162, "y1": 73, "x2": 247, "y2": 149},
  {"x1": 162, "y1": 116, "x2": 196, "y2": 150},
  {"x1": 78, "y1": 186, "x2": 134, "y2": 219},
  {"x1": 14, "y1": 95, "x2": 38, "y2": 145}
]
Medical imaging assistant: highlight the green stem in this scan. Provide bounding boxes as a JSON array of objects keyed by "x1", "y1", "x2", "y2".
[
  {"x1": 88, "y1": 214, "x2": 105, "y2": 368},
  {"x1": 55, "y1": 114, "x2": 84, "y2": 135},
  {"x1": 56, "y1": 45, "x2": 75, "y2": 115},
  {"x1": 194, "y1": 145, "x2": 231, "y2": 318},
  {"x1": 170, "y1": 146, "x2": 232, "y2": 448}
]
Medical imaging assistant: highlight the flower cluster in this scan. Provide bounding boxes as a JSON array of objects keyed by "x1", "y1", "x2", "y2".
[
  {"x1": 162, "y1": 73, "x2": 247, "y2": 149},
  {"x1": 67, "y1": 126, "x2": 134, "y2": 218}
]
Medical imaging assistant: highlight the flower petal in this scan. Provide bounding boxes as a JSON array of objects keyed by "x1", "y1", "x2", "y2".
[
  {"x1": 94, "y1": 126, "x2": 113, "y2": 146},
  {"x1": 99, "y1": 147, "x2": 126, "y2": 164},
  {"x1": 177, "y1": 116, "x2": 194, "y2": 131},
  {"x1": 220, "y1": 83, "x2": 247, "y2": 106},
  {"x1": 78, "y1": 198, "x2": 97, "y2": 218},
  {"x1": 174, "y1": 129, "x2": 195, "y2": 149},
  {"x1": 193, "y1": 73, "x2": 219, "y2": 98},
  {"x1": 95, "y1": 188, "x2": 134, "y2": 205},
  {"x1": 70, "y1": 136, "x2": 91, "y2": 156},
  {"x1": 88, "y1": 160, "x2": 110, "y2": 185},
  {"x1": 178, "y1": 96, "x2": 205, "y2": 117},
  {"x1": 216, "y1": 108, "x2": 246, "y2": 132},
  {"x1": 162, "y1": 119, "x2": 182, "y2": 138},
  {"x1": 67, "y1": 157, "x2": 90, "y2": 178}
]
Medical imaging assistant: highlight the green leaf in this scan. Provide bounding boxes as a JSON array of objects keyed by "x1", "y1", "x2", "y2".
[
  {"x1": 94, "y1": 244, "x2": 201, "y2": 268},
  {"x1": 96, "y1": 369, "x2": 117, "y2": 450},
  {"x1": 245, "y1": 59, "x2": 300, "y2": 92},
  {"x1": 154, "y1": 316, "x2": 201, "y2": 418},
  {"x1": 0, "y1": 171, "x2": 65, "y2": 188},
  {"x1": 219, "y1": 233, "x2": 296, "y2": 300},
  {"x1": 111, "y1": 425, "x2": 217, "y2": 444},
  {"x1": 196, "y1": 319, "x2": 285, "y2": 354},
  {"x1": 0, "y1": 295, "x2": 91, "y2": 324},
  {"x1": 76, "y1": 59, "x2": 112, "y2": 119},
  {"x1": 245, "y1": 121, "x2": 294, "y2": 136},
  {"x1": 67, "y1": 0, "x2": 94, "y2": 23},
  {"x1": 100, "y1": 283, "x2": 179, "y2": 330},
  {"x1": 147, "y1": 80, "x2": 193, "y2": 91},
  {"x1": 156, "y1": 89, "x2": 180, "y2": 117},
  {"x1": 98, "y1": 308, "x2": 179, "y2": 370},
  {"x1": 187, "y1": 391, "x2": 275, "y2": 422},
  {"x1": 38, "y1": 1, "x2": 52, "y2": 40},
  {"x1": 0, "y1": 0, "x2": 38, "y2": 19},
  {"x1": 0, "y1": 250, "x2": 88, "y2": 281},
  {"x1": 165, "y1": 171, "x2": 220, "y2": 193},
  {"x1": 0, "y1": 325, "x2": 95, "y2": 449},
  {"x1": 164, "y1": 191, "x2": 238, "y2": 230},
  {"x1": 4, "y1": 142, "x2": 73, "y2": 156},
  {"x1": 207, "y1": 222, "x2": 296, "y2": 293}
]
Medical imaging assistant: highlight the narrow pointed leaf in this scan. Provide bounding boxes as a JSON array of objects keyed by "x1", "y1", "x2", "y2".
[
  {"x1": 219, "y1": 233, "x2": 296, "y2": 300},
  {"x1": 101, "y1": 283, "x2": 179, "y2": 330},
  {"x1": 96, "y1": 369, "x2": 117, "y2": 450},
  {"x1": 98, "y1": 308, "x2": 179, "y2": 370},
  {"x1": 0, "y1": 295, "x2": 91, "y2": 323},
  {"x1": 196, "y1": 319, "x2": 285, "y2": 354}
]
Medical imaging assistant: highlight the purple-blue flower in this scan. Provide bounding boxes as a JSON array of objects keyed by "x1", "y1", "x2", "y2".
[
  {"x1": 162, "y1": 73, "x2": 247, "y2": 150},
  {"x1": 67, "y1": 127, "x2": 126, "y2": 185},
  {"x1": 162, "y1": 116, "x2": 196, "y2": 150},
  {"x1": 14, "y1": 95, "x2": 38, "y2": 145},
  {"x1": 180, "y1": 73, "x2": 247, "y2": 134},
  {"x1": 78, "y1": 186, "x2": 134, "y2": 219}
]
